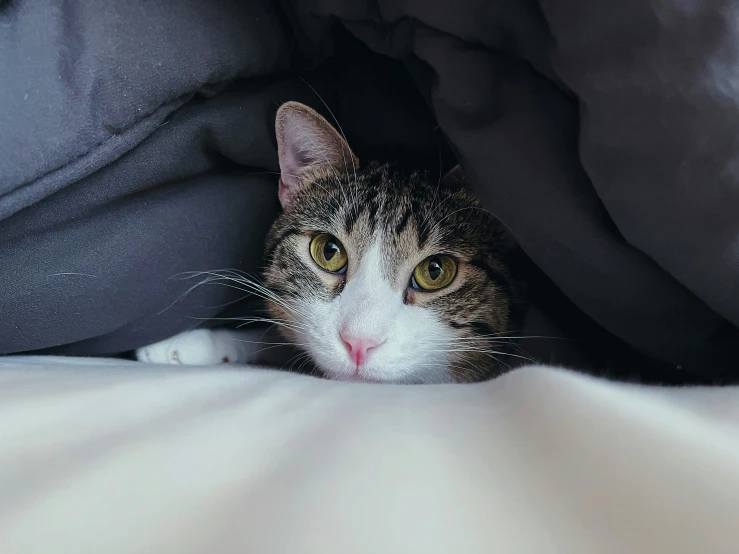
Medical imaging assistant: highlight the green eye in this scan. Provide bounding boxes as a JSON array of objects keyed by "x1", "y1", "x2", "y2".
[
  {"x1": 412, "y1": 255, "x2": 457, "y2": 291},
  {"x1": 309, "y1": 233, "x2": 348, "y2": 273}
]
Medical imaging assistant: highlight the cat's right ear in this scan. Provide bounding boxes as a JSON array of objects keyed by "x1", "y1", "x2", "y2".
[{"x1": 275, "y1": 101, "x2": 358, "y2": 209}]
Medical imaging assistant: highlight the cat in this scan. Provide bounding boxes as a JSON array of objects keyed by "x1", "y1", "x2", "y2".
[{"x1": 136, "y1": 101, "x2": 528, "y2": 383}]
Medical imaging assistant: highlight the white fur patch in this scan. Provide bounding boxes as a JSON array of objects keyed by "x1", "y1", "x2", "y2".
[
  {"x1": 295, "y1": 241, "x2": 454, "y2": 383},
  {"x1": 136, "y1": 329, "x2": 260, "y2": 366}
]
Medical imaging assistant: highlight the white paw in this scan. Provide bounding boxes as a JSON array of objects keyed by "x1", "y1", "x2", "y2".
[{"x1": 136, "y1": 329, "x2": 246, "y2": 366}]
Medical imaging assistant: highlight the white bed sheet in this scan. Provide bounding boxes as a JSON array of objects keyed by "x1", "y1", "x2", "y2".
[{"x1": 0, "y1": 356, "x2": 738, "y2": 553}]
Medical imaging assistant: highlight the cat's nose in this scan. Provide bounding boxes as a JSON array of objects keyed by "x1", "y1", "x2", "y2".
[{"x1": 339, "y1": 333, "x2": 384, "y2": 366}]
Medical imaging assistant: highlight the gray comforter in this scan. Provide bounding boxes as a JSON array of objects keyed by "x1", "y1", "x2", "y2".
[{"x1": 1, "y1": 0, "x2": 738, "y2": 381}]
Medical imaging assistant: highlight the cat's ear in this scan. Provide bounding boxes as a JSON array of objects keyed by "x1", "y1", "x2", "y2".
[
  {"x1": 441, "y1": 164, "x2": 466, "y2": 188},
  {"x1": 275, "y1": 101, "x2": 358, "y2": 208},
  {"x1": 444, "y1": 164, "x2": 518, "y2": 251}
]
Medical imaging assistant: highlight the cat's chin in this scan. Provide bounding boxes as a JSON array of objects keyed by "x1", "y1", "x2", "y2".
[
  {"x1": 322, "y1": 369, "x2": 388, "y2": 384},
  {"x1": 319, "y1": 365, "x2": 436, "y2": 385}
]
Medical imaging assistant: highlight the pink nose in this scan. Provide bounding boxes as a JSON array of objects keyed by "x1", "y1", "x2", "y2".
[{"x1": 340, "y1": 333, "x2": 383, "y2": 366}]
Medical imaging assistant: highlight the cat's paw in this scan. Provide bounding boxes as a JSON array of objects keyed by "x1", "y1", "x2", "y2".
[{"x1": 136, "y1": 329, "x2": 243, "y2": 366}]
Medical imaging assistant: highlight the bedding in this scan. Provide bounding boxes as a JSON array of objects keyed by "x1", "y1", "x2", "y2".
[
  {"x1": 1, "y1": 1, "x2": 739, "y2": 379},
  {"x1": 0, "y1": 356, "x2": 738, "y2": 553}
]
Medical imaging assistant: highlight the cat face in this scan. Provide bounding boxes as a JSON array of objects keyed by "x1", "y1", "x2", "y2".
[{"x1": 263, "y1": 102, "x2": 526, "y2": 383}]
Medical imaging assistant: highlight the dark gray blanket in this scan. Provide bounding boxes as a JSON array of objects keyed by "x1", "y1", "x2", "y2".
[{"x1": 2, "y1": 0, "x2": 738, "y2": 382}]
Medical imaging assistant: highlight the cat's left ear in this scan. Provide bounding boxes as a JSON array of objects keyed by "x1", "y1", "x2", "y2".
[
  {"x1": 441, "y1": 164, "x2": 466, "y2": 188},
  {"x1": 275, "y1": 101, "x2": 358, "y2": 209},
  {"x1": 444, "y1": 164, "x2": 519, "y2": 250}
]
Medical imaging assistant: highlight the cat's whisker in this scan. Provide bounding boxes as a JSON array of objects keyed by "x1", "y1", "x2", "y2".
[
  {"x1": 286, "y1": 351, "x2": 313, "y2": 374},
  {"x1": 183, "y1": 270, "x2": 309, "y2": 319},
  {"x1": 229, "y1": 274, "x2": 304, "y2": 314},
  {"x1": 155, "y1": 273, "x2": 226, "y2": 315},
  {"x1": 448, "y1": 334, "x2": 566, "y2": 341},
  {"x1": 197, "y1": 278, "x2": 294, "y2": 312},
  {"x1": 434, "y1": 205, "x2": 492, "y2": 228},
  {"x1": 303, "y1": 180, "x2": 343, "y2": 211},
  {"x1": 435, "y1": 346, "x2": 516, "y2": 354},
  {"x1": 190, "y1": 282, "x2": 307, "y2": 332},
  {"x1": 187, "y1": 315, "x2": 305, "y2": 330},
  {"x1": 418, "y1": 186, "x2": 466, "y2": 239},
  {"x1": 219, "y1": 312, "x2": 307, "y2": 329},
  {"x1": 440, "y1": 351, "x2": 485, "y2": 382},
  {"x1": 437, "y1": 348, "x2": 536, "y2": 364},
  {"x1": 230, "y1": 339, "x2": 307, "y2": 347},
  {"x1": 465, "y1": 348, "x2": 509, "y2": 378},
  {"x1": 228, "y1": 338, "x2": 310, "y2": 359},
  {"x1": 436, "y1": 342, "x2": 534, "y2": 356},
  {"x1": 234, "y1": 317, "x2": 307, "y2": 332},
  {"x1": 295, "y1": 354, "x2": 316, "y2": 375},
  {"x1": 187, "y1": 315, "x2": 308, "y2": 339},
  {"x1": 281, "y1": 352, "x2": 305, "y2": 373},
  {"x1": 460, "y1": 359, "x2": 489, "y2": 382}
]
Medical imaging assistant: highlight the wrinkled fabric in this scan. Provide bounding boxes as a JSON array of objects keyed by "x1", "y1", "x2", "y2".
[
  {"x1": 2, "y1": 357, "x2": 739, "y2": 554},
  {"x1": 1, "y1": 0, "x2": 738, "y2": 380}
]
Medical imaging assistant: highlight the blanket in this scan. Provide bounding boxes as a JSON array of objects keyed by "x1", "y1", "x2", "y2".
[{"x1": 1, "y1": 356, "x2": 738, "y2": 553}]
